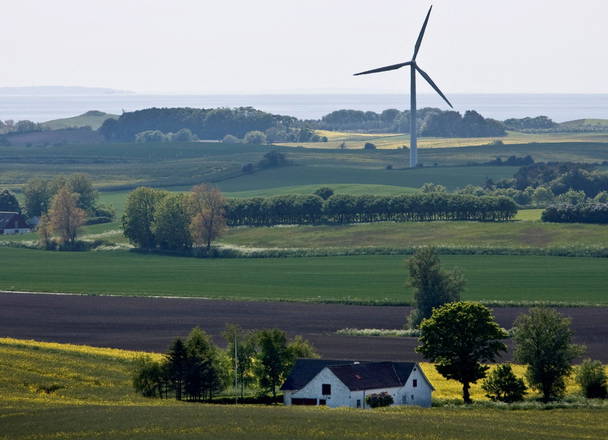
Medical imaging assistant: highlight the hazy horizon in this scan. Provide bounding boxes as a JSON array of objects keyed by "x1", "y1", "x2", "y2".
[{"x1": 2, "y1": 0, "x2": 607, "y2": 95}]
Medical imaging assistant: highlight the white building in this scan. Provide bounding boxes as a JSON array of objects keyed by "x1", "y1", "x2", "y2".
[
  {"x1": 0, "y1": 212, "x2": 31, "y2": 235},
  {"x1": 281, "y1": 359, "x2": 434, "y2": 408}
]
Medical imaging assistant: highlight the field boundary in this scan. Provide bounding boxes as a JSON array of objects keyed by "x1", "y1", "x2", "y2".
[{"x1": 2, "y1": 290, "x2": 606, "y2": 308}]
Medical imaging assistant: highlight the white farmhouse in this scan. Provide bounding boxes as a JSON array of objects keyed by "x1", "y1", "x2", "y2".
[{"x1": 281, "y1": 359, "x2": 434, "y2": 408}]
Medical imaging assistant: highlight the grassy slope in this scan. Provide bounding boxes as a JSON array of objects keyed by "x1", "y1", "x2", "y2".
[
  {"x1": 41, "y1": 111, "x2": 119, "y2": 130},
  {"x1": 1, "y1": 338, "x2": 606, "y2": 440},
  {"x1": 0, "y1": 248, "x2": 607, "y2": 304},
  {"x1": 221, "y1": 220, "x2": 608, "y2": 250}
]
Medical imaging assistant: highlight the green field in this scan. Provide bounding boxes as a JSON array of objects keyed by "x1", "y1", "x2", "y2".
[
  {"x1": 1, "y1": 338, "x2": 606, "y2": 440},
  {"x1": 221, "y1": 220, "x2": 608, "y2": 250},
  {"x1": 1, "y1": 248, "x2": 606, "y2": 304}
]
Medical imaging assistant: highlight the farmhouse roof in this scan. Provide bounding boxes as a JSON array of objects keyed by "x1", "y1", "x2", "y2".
[
  {"x1": 329, "y1": 362, "x2": 415, "y2": 391},
  {"x1": 281, "y1": 359, "x2": 420, "y2": 392},
  {"x1": 281, "y1": 359, "x2": 357, "y2": 390},
  {"x1": 0, "y1": 211, "x2": 28, "y2": 229}
]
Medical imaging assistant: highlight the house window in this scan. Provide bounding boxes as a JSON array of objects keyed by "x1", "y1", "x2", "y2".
[
  {"x1": 322, "y1": 384, "x2": 331, "y2": 395},
  {"x1": 356, "y1": 399, "x2": 361, "y2": 408},
  {"x1": 411, "y1": 395, "x2": 414, "y2": 401},
  {"x1": 413, "y1": 379, "x2": 418, "y2": 388}
]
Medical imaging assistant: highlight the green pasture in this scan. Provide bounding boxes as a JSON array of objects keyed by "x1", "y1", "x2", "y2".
[
  {"x1": 221, "y1": 220, "x2": 608, "y2": 250},
  {"x1": 41, "y1": 111, "x2": 119, "y2": 130},
  {"x1": 0, "y1": 248, "x2": 606, "y2": 304},
  {"x1": 1, "y1": 339, "x2": 607, "y2": 440},
  {"x1": 213, "y1": 165, "x2": 518, "y2": 192}
]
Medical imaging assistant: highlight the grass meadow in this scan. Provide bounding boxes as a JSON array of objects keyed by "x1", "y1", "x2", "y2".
[
  {"x1": 221, "y1": 220, "x2": 608, "y2": 250},
  {"x1": 1, "y1": 248, "x2": 606, "y2": 304},
  {"x1": 1, "y1": 338, "x2": 607, "y2": 440}
]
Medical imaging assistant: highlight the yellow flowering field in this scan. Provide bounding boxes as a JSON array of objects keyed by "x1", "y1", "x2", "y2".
[{"x1": 1, "y1": 338, "x2": 607, "y2": 440}]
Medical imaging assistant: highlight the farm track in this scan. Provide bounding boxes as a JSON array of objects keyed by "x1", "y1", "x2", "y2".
[{"x1": 0, "y1": 292, "x2": 606, "y2": 361}]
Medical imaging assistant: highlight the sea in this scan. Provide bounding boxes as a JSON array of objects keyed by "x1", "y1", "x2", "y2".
[{"x1": 0, "y1": 93, "x2": 606, "y2": 123}]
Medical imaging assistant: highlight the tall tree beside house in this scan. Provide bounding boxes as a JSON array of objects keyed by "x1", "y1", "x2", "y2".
[
  {"x1": 152, "y1": 193, "x2": 192, "y2": 250},
  {"x1": 122, "y1": 187, "x2": 167, "y2": 249},
  {"x1": 406, "y1": 247, "x2": 465, "y2": 328},
  {"x1": 223, "y1": 324, "x2": 258, "y2": 399},
  {"x1": 48, "y1": 186, "x2": 86, "y2": 248},
  {"x1": 0, "y1": 189, "x2": 20, "y2": 212},
  {"x1": 66, "y1": 173, "x2": 98, "y2": 213},
  {"x1": 417, "y1": 301, "x2": 508, "y2": 404},
  {"x1": 188, "y1": 184, "x2": 227, "y2": 251},
  {"x1": 255, "y1": 329, "x2": 318, "y2": 400},
  {"x1": 513, "y1": 308, "x2": 585, "y2": 402},
  {"x1": 24, "y1": 178, "x2": 53, "y2": 217},
  {"x1": 37, "y1": 214, "x2": 52, "y2": 249}
]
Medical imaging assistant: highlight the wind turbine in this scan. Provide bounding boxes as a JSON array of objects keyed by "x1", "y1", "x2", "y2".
[{"x1": 354, "y1": 5, "x2": 453, "y2": 168}]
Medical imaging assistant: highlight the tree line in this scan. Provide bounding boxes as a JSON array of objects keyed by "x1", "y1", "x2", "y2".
[
  {"x1": 98, "y1": 106, "x2": 510, "y2": 143},
  {"x1": 132, "y1": 326, "x2": 317, "y2": 402},
  {"x1": 541, "y1": 203, "x2": 608, "y2": 224},
  {"x1": 225, "y1": 193, "x2": 518, "y2": 226}
]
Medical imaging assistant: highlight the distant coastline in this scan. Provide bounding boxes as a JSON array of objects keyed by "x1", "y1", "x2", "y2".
[{"x1": 0, "y1": 92, "x2": 606, "y2": 123}]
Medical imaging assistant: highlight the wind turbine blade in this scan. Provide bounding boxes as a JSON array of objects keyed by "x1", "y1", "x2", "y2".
[
  {"x1": 354, "y1": 61, "x2": 411, "y2": 76},
  {"x1": 412, "y1": 5, "x2": 433, "y2": 60},
  {"x1": 415, "y1": 65, "x2": 453, "y2": 108}
]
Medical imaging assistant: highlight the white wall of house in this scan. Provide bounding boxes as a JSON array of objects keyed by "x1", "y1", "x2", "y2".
[
  {"x1": 289, "y1": 367, "x2": 353, "y2": 408},
  {"x1": 1, "y1": 228, "x2": 31, "y2": 235},
  {"x1": 393, "y1": 365, "x2": 433, "y2": 408}
]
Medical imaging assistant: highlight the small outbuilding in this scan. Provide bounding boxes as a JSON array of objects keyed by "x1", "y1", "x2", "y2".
[
  {"x1": 281, "y1": 359, "x2": 434, "y2": 408},
  {"x1": 0, "y1": 212, "x2": 31, "y2": 235}
]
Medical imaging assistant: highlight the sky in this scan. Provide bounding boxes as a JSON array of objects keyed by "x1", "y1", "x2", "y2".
[{"x1": 2, "y1": 0, "x2": 607, "y2": 94}]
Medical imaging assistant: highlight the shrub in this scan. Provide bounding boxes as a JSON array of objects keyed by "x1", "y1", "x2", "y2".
[
  {"x1": 314, "y1": 187, "x2": 334, "y2": 200},
  {"x1": 222, "y1": 134, "x2": 241, "y2": 144},
  {"x1": 244, "y1": 130, "x2": 267, "y2": 145},
  {"x1": 576, "y1": 359, "x2": 607, "y2": 399},
  {"x1": 364, "y1": 142, "x2": 376, "y2": 150},
  {"x1": 135, "y1": 130, "x2": 168, "y2": 143},
  {"x1": 366, "y1": 392, "x2": 394, "y2": 408},
  {"x1": 482, "y1": 364, "x2": 527, "y2": 403}
]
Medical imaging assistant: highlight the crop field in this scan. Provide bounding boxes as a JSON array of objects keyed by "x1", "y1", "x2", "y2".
[
  {"x1": 279, "y1": 129, "x2": 608, "y2": 150},
  {"x1": 0, "y1": 248, "x2": 607, "y2": 304},
  {"x1": 1, "y1": 338, "x2": 607, "y2": 440},
  {"x1": 221, "y1": 220, "x2": 608, "y2": 250}
]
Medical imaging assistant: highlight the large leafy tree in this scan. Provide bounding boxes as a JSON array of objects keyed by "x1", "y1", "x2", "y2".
[
  {"x1": 66, "y1": 174, "x2": 97, "y2": 212},
  {"x1": 184, "y1": 328, "x2": 226, "y2": 401},
  {"x1": 24, "y1": 178, "x2": 53, "y2": 217},
  {"x1": 407, "y1": 247, "x2": 465, "y2": 328},
  {"x1": 188, "y1": 184, "x2": 227, "y2": 251},
  {"x1": 153, "y1": 193, "x2": 192, "y2": 250},
  {"x1": 513, "y1": 308, "x2": 585, "y2": 402},
  {"x1": 48, "y1": 186, "x2": 86, "y2": 247},
  {"x1": 255, "y1": 329, "x2": 318, "y2": 399},
  {"x1": 122, "y1": 187, "x2": 167, "y2": 249},
  {"x1": 417, "y1": 301, "x2": 508, "y2": 403}
]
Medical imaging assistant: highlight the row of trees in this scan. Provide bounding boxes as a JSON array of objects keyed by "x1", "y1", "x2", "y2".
[
  {"x1": 122, "y1": 185, "x2": 227, "y2": 251},
  {"x1": 541, "y1": 203, "x2": 608, "y2": 224},
  {"x1": 135, "y1": 128, "x2": 198, "y2": 143},
  {"x1": 132, "y1": 327, "x2": 317, "y2": 401},
  {"x1": 418, "y1": 301, "x2": 593, "y2": 404},
  {"x1": 225, "y1": 193, "x2": 518, "y2": 226}
]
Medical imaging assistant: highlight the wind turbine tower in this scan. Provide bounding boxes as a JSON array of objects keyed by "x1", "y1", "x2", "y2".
[{"x1": 354, "y1": 5, "x2": 453, "y2": 168}]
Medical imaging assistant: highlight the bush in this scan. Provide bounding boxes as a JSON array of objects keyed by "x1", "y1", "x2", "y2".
[
  {"x1": 364, "y1": 142, "x2": 376, "y2": 150},
  {"x1": 222, "y1": 134, "x2": 241, "y2": 144},
  {"x1": 576, "y1": 359, "x2": 608, "y2": 399},
  {"x1": 313, "y1": 187, "x2": 334, "y2": 200},
  {"x1": 135, "y1": 130, "x2": 168, "y2": 143},
  {"x1": 170, "y1": 128, "x2": 197, "y2": 142},
  {"x1": 482, "y1": 364, "x2": 527, "y2": 403},
  {"x1": 244, "y1": 131, "x2": 267, "y2": 145},
  {"x1": 366, "y1": 392, "x2": 394, "y2": 408}
]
